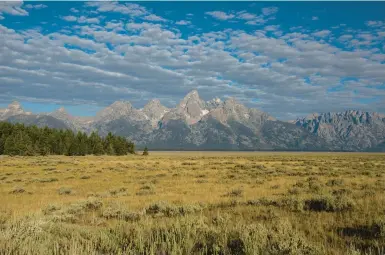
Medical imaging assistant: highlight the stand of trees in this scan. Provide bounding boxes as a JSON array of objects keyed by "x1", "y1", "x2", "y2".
[{"x1": 0, "y1": 122, "x2": 135, "y2": 156}]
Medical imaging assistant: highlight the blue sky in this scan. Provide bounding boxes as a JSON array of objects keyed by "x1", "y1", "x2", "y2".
[{"x1": 0, "y1": 1, "x2": 384, "y2": 119}]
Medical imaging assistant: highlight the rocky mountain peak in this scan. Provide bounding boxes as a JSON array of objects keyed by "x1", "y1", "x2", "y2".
[
  {"x1": 109, "y1": 101, "x2": 133, "y2": 110},
  {"x1": 142, "y1": 99, "x2": 169, "y2": 127},
  {"x1": 6, "y1": 101, "x2": 23, "y2": 113},
  {"x1": 223, "y1": 97, "x2": 237, "y2": 106},
  {"x1": 222, "y1": 98, "x2": 249, "y2": 114},
  {"x1": 206, "y1": 97, "x2": 223, "y2": 110},
  {"x1": 0, "y1": 101, "x2": 25, "y2": 120},
  {"x1": 175, "y1": 90, "x2": 208, "y2": 125},
  {"x1": 95, "y1": 101, "x2": 134, "y2": 122},
  {"x1": 295, "y1": 110, "x2": 385, "y2": 150},
  {"x1": 179, "y1": 90, "x2": 203, "y2": 108},
  {"x1": 144, "y1": 99, "x2": 163, "y2": 110},
  {"x1": 57, "y1": 107, "x2": 67, "y2": 113},
  {"x1": 50, "y1": 107, "x2": 72, "y2": 120},
  {"x1": 8, "y1": 101, "x2": 23, "y2": 111},
  {"x1": 2, "y1": 90, "x2": 385, "y2": 152},
  {"x1": 298, "y1": 110, "x2": 385, "y2": 125},
  {"x1": 185, "y1": 89, "x2": 199, "y2": 99}
]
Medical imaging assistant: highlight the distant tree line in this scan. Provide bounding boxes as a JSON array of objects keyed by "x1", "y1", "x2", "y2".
[{"x1": 0, "y1": 122, "x2": 135, "y2": 156}]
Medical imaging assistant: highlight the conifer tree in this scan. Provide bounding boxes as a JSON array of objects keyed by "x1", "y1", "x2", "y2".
[
  {"x1": 0, "y1": 134, "x2": 6, "y2": 155},
  {"x1": 93, "y1": 140, "x2": 104, "y2": 155},
  {"x1": 143, "y1": 146, "x2": 149, "y2": 156},
  {"x1": 0, "y1": 121, "x2": 135, "y2": 156},
  {"x1": 89, "y1": 131, "x2": 104, "y2": 155},
  {"x1": 4, "y1": 130, "x2": 33, "y2": 156},
  {"x1": 76, "y1": 131, "x2": 87, "y2": 156}
]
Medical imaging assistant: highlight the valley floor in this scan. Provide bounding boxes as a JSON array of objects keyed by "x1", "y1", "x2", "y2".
[{"x1": 0, "y1": 152, "x2": 384, "y2": 254}]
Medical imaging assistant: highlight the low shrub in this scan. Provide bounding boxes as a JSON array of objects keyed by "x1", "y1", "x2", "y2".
[
  {"x1": 136, "y1": 184, "x2": 155, "y2": 196},
  {"x1": 326, "y1": 179, "x2": 344, "y2": 187},
  {"x1": 58, "y1": 187, "x2": 73, "y2": 195},
  {"x1": 109, "y1": 187, "x2": 128, "y2": 196},
  {"x1": 146, "y1": 201, "x2": 203, "y2": 217},
  {"x1": 38, "y1": 178, "x2": 59, "y2": 183},
  {"x1": 101, "y1": 206, "x2": 141, "y2": 221},
  {"x1": 304, "y1": 194, "x2": 355, "y2": 212},
  {"x1": 226, "y1": 188, "x2": 244, "y2": 197},
  {"x1": 9, "y1": 186, "x2": 26, "y2": 194}
]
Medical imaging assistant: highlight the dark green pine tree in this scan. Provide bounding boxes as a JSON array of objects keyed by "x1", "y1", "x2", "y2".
[
  {"x1": 79, "y1": 132, "x2": 88, "y2": 156},
  {"x1": 113, "y1": 136, "x2": 126, "y2": 155},
  {"x1": 4, "y1": 133, "x2": 17, "y2": 156},
  {"x1": 0, "y1": 122, "x2": 14, "y2": 154},
  {"x1": 93, "y1": 140, "x2": 104, "y2": 155},
  {"x1": 63, "y1": 129, "x2": 75, "y2": 155},
  {"x1": 142, "y1": 146, "x2": 149, "y2": 156},
  {"x1": 66, "y1": 133, "x2": 80, "y2": 156},
  {"x1": 35, "y1": 127, "x2": 50, "y2": 155},
  {"x1": 105, "y1": 143, "x2": 115, "y2": 155},
  {"x1": 0, "y1": 121, "x2": 135, "y2": 156},
  {"x1": 0, "y1": 133, "x2": 6, "y2": 155},
  {"x1": 4, "y1": 130, "x2": 33, "y2": 156},
  {"x1": 104, "y1": 132, "x2": 115, "y2": 155},
  {"x1": 128, "y1": 141, "x2": 135, "y2": 154},
  {"x1": 89, "y1": 131, "x2": 104, "y2": 155}
]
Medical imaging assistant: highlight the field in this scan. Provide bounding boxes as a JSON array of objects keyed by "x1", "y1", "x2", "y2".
[{"x1": 0, "y1": 152, "x2": 384, "y2": 255}]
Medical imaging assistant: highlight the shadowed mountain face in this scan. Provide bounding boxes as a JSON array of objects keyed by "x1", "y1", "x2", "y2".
[
  {"x1": 295, "y1": 111, "x2": 385, "y2": 151},
  {"x1": 6, "y1": 115, "x2": 69, "y2": 130},
  {"x1": 1, "y1": 92, "x2": 384, "y2": 151}
]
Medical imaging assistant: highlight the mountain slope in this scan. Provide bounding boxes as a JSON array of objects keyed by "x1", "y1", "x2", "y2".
[
  {"x1": 0, "y1": 101, "x2": 32, "y2": 120},
  {"x1": 2, "y1": 92, "x2": 384, "y2": 151},
  {"x1": 48, "y1": 107, "x2": 92, "y2": 132},
  {"x1": 0, "y1": 102, "x2": 71, "y2": 130},
  {"x1": 6, "y1": 114, "x2": 70, "y2": 130},
  {"x1": 295, "y1": 111, "x2": 385, "y2": 151}
]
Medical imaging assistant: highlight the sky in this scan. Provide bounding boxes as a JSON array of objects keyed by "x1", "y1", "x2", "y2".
[{"x1": 0, "y1": 1, "x2": 384, "y2": 120}]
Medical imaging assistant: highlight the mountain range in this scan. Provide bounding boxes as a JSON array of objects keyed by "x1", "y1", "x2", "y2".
[{"x1": 1, "y1": 90, "x2": 384, "y2": 151}]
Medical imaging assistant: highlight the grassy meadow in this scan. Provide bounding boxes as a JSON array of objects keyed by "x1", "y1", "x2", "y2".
[{"x1": 0, "y1": 152, "x2": 384, "y2": 254}]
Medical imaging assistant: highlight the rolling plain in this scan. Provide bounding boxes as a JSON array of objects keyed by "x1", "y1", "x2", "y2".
[{"x1": 0, "y1": 152, "x2": 384, "y2": 254}]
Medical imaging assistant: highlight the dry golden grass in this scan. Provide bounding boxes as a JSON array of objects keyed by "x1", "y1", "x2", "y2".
[{"x1": 0, "y1": 152, "x2": 384, "y2": 254}]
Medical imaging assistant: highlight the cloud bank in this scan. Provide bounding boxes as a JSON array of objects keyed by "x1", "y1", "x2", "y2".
[{"x1": 0, "y1": 1, "x2": 384, "y2": 119}]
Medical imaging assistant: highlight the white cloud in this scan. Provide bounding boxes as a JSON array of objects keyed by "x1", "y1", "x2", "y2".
[
  {"x1": 205, "y1": 11, "x2": 234, "y2": 21},
  {"x1": 126, "y1": 22, "x2": 162, "y2": 31},
  {"x1": 312, "y1": 16, "x2": 319, "y2": 21},
  {"x1": 61, "y1": 15, "x2": 100, "y2": 24},
  {"x1": 143, "y1": 14, "x2": 167, "y2": 22},
  {"x1": 70, "y1": 8, "x2": 79, "y2": 13},
  {"x1": 366, "y1": 20, "x2": 384, "y2": 27},
  {"x1": 206, "y1": 9, "x2": 276, "y2": 24},
  {"x1": 338, "y1": 34, "x2": 353, "y2": 41},
  {"x1": 61, "y1": 15, "x2": 77, "y2": 22},
  {"x1": 264, "y1": 25, "x2": 279, "y2": 31},
  {"x1": 236, "y1": 11, "x2": 256, "y2": 20},
  {"x1": 312, "y1": 30, "x2": 331, "y2": 38},
  {"x1": 245, "y1": 19, "x2": 265, "y2": 26},
  {"x1": 241, "y1": 8, "x2": 277, "y2": 25},
  {"x1": 176, "y1": 20, "x2": 191, "y2": 25},
  {"x1": 0, "y1": 3, "x2": 384, "y2": 118},
  {"x1": 262, "y1": 7, "x2": 278, "y2": 16},
  {"x1": 105, "y1": 21, "x2": 124, "y2": 31},
  {"x1": 78, "y1": 16, "x2": 100, "y2": 24},
  {"x1": 0, "y1": 1, "x2": 28, "y2": 17},
  {"x1": 85, "y1": 2, "x2": 148, "y2": 17},
  {"x1": 24, "y1": 4, "x2": 47, "y2": 10}
]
